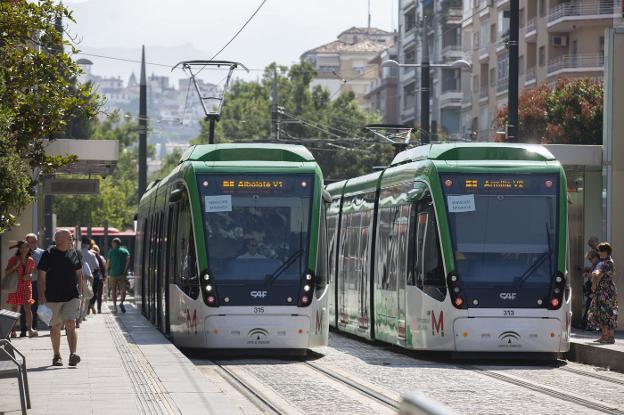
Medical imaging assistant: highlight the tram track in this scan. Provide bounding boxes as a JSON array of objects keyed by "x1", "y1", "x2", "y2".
[
  {"x1": 212, "y1": 361, "x2": 287, "y2": 415},
  {"x1": 558, "y1": 365, "x2": 624, "y2": 387},
  {"x1": 464, "y1": 365, "x2": 624, "y2": 415},
  {"x1": 303, "y1": 361, "x2": 401, "y2": 411}
]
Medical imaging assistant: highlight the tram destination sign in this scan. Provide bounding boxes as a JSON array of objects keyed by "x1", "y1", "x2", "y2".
[
  {"x1": 198, "y1": 174, "x2": 314, "y2": 197},
  {"x1": 440, "y1": 173, "x2": 559, "y2": 195}
]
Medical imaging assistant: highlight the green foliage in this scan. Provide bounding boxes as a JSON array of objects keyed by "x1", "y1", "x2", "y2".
[
  {"x1": 494, "y1": 78, "x2": 602, "y2": 144},
  {"x1": 192, "y1": 61, "x2": 393, "y2": 179},
  {"x1": 53, "y1": 115, "x2": 139, "y2": 230},
  {"x1": 150, "y1": 149, "x2": 182, "y2": 182},
  {"x1": 0, "y1": 0, "x2": 98, "y2": 231}
]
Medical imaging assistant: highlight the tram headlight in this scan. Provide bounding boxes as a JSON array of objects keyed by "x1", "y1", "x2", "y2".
[
  {"x1": 304, "y1": 285, "x2": 311, "y2": 292},
  {"x1": 203, "y1": 274, "x2": 210, "y2": 281},
  {"x1": 206, "y1": 285, "x2": 213, "y2": 292},
  {"x1": 306, "y1": 273, "x2": 313, "y2": 281}
]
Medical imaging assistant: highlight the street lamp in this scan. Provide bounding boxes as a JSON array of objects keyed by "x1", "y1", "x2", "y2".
[{"x1": 382, "y1": 59, "x2": 472, "y2": 144}]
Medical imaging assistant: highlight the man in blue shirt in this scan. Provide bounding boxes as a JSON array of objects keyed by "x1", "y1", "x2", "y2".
[{"x1": 19, "y1": 233, "x2": 45, "y2": 337}]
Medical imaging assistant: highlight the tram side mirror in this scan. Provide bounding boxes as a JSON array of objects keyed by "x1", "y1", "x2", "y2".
[
  {"x1": 169, "y1": 188, "x2": 184, "y2": 203},
  {"x1": 322, "y1": 189, "x2": 332, "y2": 203}
]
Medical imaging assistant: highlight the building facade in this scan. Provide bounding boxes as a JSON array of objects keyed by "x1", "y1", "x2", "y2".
[
  {"x1": 398, "y1": 0, "x2": 464, "y2": 139},
  {"x1": 301, "y1": 27, "x2": 396, "y2": 109},
  {"x1": 460, "y1": 0, "x2": 621, "y2": 140},
  {"x1": 396, "y1": 0, "x2": 621, "y2": 141}
]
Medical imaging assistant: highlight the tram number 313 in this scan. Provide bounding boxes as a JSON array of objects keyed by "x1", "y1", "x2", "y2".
[
  {"x1": 254, "y1": 307, "x2": 265, "y2": 314},
  {"x1": 503, "y1": 310, "x2": 515, "y2": 316}
]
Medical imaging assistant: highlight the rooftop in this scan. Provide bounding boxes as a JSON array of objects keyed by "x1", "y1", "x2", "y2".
[
  {"x1": 338, "y1": 26, "x2": 394, "y2": 37},
  {"x1": 303, "y1": 39, "x2": 388, "y2": 55}
]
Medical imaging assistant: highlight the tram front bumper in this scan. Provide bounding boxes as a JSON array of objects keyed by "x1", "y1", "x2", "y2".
[
  {"x1": 204, "y1": 314, "x2": 311, "y2": 349},
  {"x1": 453, "y1": 317, "x2": 565, "y2": 352}
]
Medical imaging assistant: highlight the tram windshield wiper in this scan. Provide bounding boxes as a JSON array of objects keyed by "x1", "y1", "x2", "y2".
[
  {"x1": 515, "y1": 222, "x2": 553, "y2": 289},
  {"x1": 265, "y1": 249, "x2": 303, "y2": 286}
]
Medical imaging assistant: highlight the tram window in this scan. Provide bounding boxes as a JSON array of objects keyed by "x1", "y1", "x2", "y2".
[
  {"x1": 418, "y1": 200, "x2": 446, "y2": 301},
  {"x1": 315, "y1": 202, "x2": 329, "y2": 297},
  {"x1": 166, "y1": 204, "x2": 177, "y2": 285},
  {"x1": 141, "y1": 218, "x2": 149, "y2": 313},
  {"x1": 407, "y1": 206, "x2": 417, "y2": 286},
  {"x1": 176, "y1": 192, "x2": 198, "y2": 299}
]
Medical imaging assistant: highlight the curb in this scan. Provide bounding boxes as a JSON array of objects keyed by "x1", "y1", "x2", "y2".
[{"x1": 566, "y1": 342, "x2": 624, "y2": 373}]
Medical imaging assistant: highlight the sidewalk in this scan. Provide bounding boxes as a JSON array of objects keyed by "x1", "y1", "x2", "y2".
[
  {"x1": 0, "y1": 303, "x2": 257, "y2": 415},
  {"x1": 568, "y1": 328, "x2": 624, "y2": 373}
]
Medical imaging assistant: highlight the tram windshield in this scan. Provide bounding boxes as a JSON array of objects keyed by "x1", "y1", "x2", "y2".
[
  {"x1": 440, "y1": 173, "x2": 559, "y2": 291},
  {"x1": 198, "y1": 174, "x2": 314, "y2": 284}
]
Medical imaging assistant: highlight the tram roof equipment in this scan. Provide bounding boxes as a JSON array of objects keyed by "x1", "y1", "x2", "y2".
[
  {"x1": 180, "y1": 143, "x2": 317, "y2": 164},
  {"x1": 390, "y1": 143, "x2": 556, "y2": 167}
]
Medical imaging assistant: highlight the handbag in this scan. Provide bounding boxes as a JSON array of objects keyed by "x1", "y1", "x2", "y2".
[{"x1": 1, "y1": 269, "x2": 18, "y2": 293}]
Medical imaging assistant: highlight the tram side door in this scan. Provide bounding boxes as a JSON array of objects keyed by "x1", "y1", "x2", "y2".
[{"x1": 396, "y1": 204, "x2": 410, "y2": 340}]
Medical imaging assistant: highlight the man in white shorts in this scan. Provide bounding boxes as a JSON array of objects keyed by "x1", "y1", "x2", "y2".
[{"x1": 38, "y1": 230, "x2": 84, "y2": 367}]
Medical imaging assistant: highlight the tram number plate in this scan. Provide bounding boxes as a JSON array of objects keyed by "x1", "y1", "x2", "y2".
[
  {"x1": 254, "y1": 307, "x2": 265, "y2": 314},
  {"x1": 503, "y1": 310, "x2": 515, "y2": 316}
]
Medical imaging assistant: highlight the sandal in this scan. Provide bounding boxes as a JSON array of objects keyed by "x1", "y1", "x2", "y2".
[
  {"x1": 28, "y1": 330, "x2": 38, "y2": 338},
  {"x1": 10, "y1": 331, "x2": 17, "y2": 338}
]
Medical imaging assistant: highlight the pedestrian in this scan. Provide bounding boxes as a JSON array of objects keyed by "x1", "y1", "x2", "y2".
[
  {"x1": 4, "y1": 241, "x2": 38, "y2": 338},
  {"x1": 582, "y1": 250, "x2": 600, "y2": 330},
  {"x1": 89, "y1": 243, "x2": 107, "y2": 314},
  {"x1": 587, "y1": 242, "x2": 618, "y2": 344},
  {"x1": 78, "y1": 254, "x2": 93, "y2": 326},
  {"x1": 107, "y1": 237, "x2": 130, "y2": 313},
  {"x1": 80, "y1": 237, "x2": 98, "y2": 318},
  {"x1": 21, "y1": 233, "x2": 45, "y2": 337},
  {"x1": 38, "y1": 229, "x2": 83, "y2": 366}
]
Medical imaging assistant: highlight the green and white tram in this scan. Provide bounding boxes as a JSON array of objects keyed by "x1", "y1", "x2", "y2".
[
  {"x1": 135, "y1": 144, "x2": 329, "y2": 350},
  {"x1": 327, "y1": 143, "x2": 571, "y2": 354}
]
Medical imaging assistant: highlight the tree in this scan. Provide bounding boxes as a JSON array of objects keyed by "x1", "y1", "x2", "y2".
[
  {"x1": 493, "y1": 78, "x2": 602, "y2": 144},
  {"x1": 0, "y1": 0, "x2": 98, "y2": 231},
  {"x1": 192, "y1": 62, "x2": 393, "y2": 180}
]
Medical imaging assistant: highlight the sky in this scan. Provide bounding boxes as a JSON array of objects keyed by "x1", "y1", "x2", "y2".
[{"x1": 65, "y1": 0, "x2": 396, "y2": 87}]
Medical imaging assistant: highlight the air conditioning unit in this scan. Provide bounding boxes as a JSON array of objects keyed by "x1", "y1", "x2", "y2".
[{"x1": 551, "y1": 35, "x2": 568, "y2": 48}]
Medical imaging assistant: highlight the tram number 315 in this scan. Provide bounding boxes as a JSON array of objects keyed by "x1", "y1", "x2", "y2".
[
  {"x1": 503, "y1": 310, "x2": 515, "y2": 316},
  {"x1": 254, "y1": 307, "x2": 265, "y2": 314}
]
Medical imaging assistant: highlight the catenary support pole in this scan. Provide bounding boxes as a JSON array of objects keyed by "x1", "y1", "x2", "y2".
[
  {"x1": 507, "y1": 0, "x2": 520, "y2": 142},
  {"x1": 138, "y1": 45, "x2": 147, "y2": 197},
  {"x1": 420, "y1": 16, "x2": 430, "y2": 144}
]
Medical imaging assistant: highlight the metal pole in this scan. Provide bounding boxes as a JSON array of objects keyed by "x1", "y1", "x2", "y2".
[
  {"x1": 420, "y1": 16, "x2": 431, "y2": 144},
  {"x1": 138, "y1": 45, "x2": 148, "y2": 197},
  {"x1": 507, "y1": 0, "x2": 520, "y2": 142},
  {"x1": 271, "y1": 67, "x2": 279, "y2": 141},
  {"x1": 208, "y1": 118, "x2": 216, "y2": 144}
]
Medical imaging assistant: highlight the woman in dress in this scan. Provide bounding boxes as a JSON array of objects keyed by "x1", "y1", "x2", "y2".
[
  {"x1": 588, "y1": 242, "x2": 618, "y2": 344},
  {"x1": 4, "y1": 240, "x2": 38, "y2": 338}
]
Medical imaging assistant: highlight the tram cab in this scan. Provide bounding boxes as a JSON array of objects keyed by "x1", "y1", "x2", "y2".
[{"x1": 135, "y1": 144, "x2": 330, "y2": 351}]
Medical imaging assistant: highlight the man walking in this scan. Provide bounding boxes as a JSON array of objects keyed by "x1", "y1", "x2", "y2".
[
  {"x1": 107, "y1": 238, "x2": 130, "y2": 313},
  {"x1": 38, "y1": 229, "x2": 83, "y2": 367},
  {"x1": 80, "y1": 237, "x2": 98, "y2": 318},
  {"x1": 19, "y1": 233, "x2": 44, "y2": 337}
]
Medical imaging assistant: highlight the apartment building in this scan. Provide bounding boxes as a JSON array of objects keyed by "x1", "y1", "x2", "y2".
[
  {"x1": 301, "y1": 27, "x2": 395, "y2": 108},
  {"x1": 397, "y1": 0, "x2": 464, "y2": 138},
  {"x1": 460, "y1": 0, "x2": 622, "y2": 140}
]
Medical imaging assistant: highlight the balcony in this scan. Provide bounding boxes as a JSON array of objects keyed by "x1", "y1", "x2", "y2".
[
  {"x1": 496, "y1": 79, "x2": 508, "y2": 94},
  {"x1": 547, "y1": 0, "x2": 621, "y2": 32},
  {"x1": 479, "y1": 44, "x2": 490, "y2": 62},
  {"x1": 445, "y1": 6, "x2": 463, "y2": 23},
  {"x1": 403, "y1": 28, "x2": 417, "y2": 46},
  {"x1": 441, "y1": 44, "x2": 464, "y2": 59},
  {"x1": 496, "y1": 35, "x2": 508, "y2": 52},
  {"x1": 525, "y1": 66, "x2": 536, "y2": 85},
  {"x1": 440, "y1": 90, "x2": 463, "y2": 108},
  {"x1": 479, "y1": 86, "x2": 489, "y2": 101},
  {"x1": 547, "y1": 54, "x2": 605, "y2": 76},
  {"x1": 525, "y1": 16, "x2": 537, "y2": 41},
  {"x1": 496, "y1": 0, "x2": 510, "y2": 7}
]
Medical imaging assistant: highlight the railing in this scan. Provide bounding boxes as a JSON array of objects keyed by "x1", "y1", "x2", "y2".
[
  {"x1": 526, "y1": 16, "x2": 536, "y2": 34},
  {"x1": 548, "y1": 0, "x2": 619, "y2": 22},
  {"x1": 441, "y1": 44, "x2": 463, "y2": 55},
  {"x1": 446, "y1": 6, "x2": 463, "y2": 19},
  {"x1": 496, "y1": 0, "x2": 510, "y2": 6},
  {"x1": 479, "y1": 43, "x2": 489, "y2": 57},
  {"x1": 526, "y1": 66, "x2": 536, "y2": 83},
  {"x1": 480, "y1": 87, "x2": 488, "y2": 99},
  {"x1": 547, "y1": 54, "x2": 605, "y2": 73},
  {"x1": 496, "y1": 79, "x2": 508, "y2": 93}
]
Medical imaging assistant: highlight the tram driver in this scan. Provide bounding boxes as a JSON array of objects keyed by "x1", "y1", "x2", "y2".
[{"x1": 237, "y1": 238, "x2": 266, "y2": 259}]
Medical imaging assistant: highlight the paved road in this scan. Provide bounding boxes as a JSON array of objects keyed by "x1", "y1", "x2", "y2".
[{"x1": 193, "y1": 332, "x2": 624, "y2": 415}]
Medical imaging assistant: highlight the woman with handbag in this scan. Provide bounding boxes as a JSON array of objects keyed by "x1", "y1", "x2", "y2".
[{"x1": 4, "y1": 240, "x2": 38, "y2": 338}]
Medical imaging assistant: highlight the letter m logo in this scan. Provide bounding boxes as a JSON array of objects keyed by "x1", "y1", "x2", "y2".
[{"x1": 431, "y1": 310, "x2": 444, "y2": 336}]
